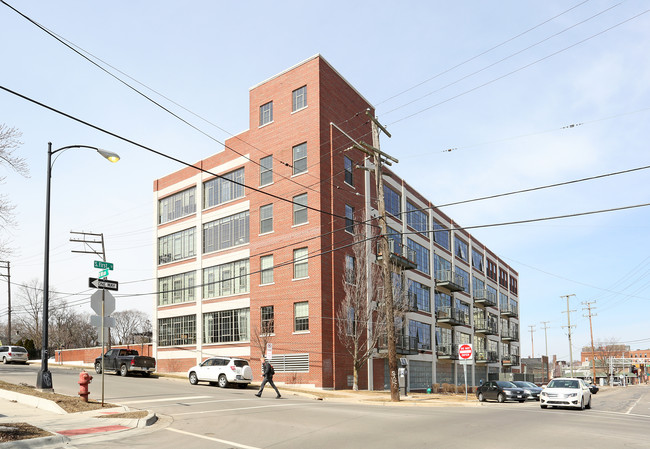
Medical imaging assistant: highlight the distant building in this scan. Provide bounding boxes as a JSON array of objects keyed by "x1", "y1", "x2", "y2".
[{"x1": 152, "y1": 55, "x2": 521, "y2": 390}]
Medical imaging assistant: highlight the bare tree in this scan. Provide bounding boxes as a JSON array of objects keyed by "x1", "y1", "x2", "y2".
[
  {"x1": 13, "y1": 279, "x2": 60, "y2": 351},
  {"x1": 592, "y1": 338, "x2": 627, "y2": 369},
  {"x1": 251, "y1": 313, "x2": 274, "y2": 362},
  {"x1": 112, "y1": 310, "x2": 151, "y2": 345},
  {"x1": 0, "y1": 124, "x2": 29, "y2": 258}
]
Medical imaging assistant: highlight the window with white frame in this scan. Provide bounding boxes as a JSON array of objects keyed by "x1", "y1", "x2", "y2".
[
  {"x1": 260, "y1": 255, "x2": 273, "y2": 285},
  {"x1": 203, "y1": 168, "x2": 245, "y2": 209},
  {"x1": 293, "y1": 142, "x2": 307, "y2": 175},
  {"x1": 344, "y1": 156, "x2": 354, "y2": 186},
  {"x1": 202, "y1": 259, "x2": 249, "y2": 298},
  {"x1": 158, "y1": 187, "x2": 196, "y2": 224},
  {"x1": 407, "y1": 238, "x2": 430, "y2": 274},
  {"x1": 202, "y1": 211, "x2": 249, "y2": 253},
  {"x1": 158, "y1": 315, "x2": 196, "y2": 346},
  {"x1": 294, "y1": 302, "x2": 309, "y2": 332},
  {"x1": 158, "y1": 227, "x2": 196, "y2": 265},
  {"x1": 158, "y1": 270, "x2": 196, "y2": 306},
  {"x1": 260, "y1": 155, "x2": 273, "y2": 186},
  {"x1": 406, "y1": 201, "x2": 428, "y2": 233},
  {"x1": 260, "y1": 204, "x2": 273, "y2": 234},
  {"x1": 261, "y1": 305, "x2": 274, "y2": 334},
  {"x1": 293, "y1": 193, "x2": 308, "y2": 225},
  {"x1": 384, "y1": 185, "x2": 401, "y2": 217},
  {"x1": 203, "y1": 308, "x2": 249, "y2": 344},
  {"x1": 259, "y1": 101, "x2": 273, "y2": 126},
  {"x1": 433, "y1": 219, "x2": 450, "y2": 250},
  {"x1": 472, "y1": 249, "x2": 484, "y2": 272},
  {"x1": 293, "y1": 247, "x2": 308, "y2": 279},
  {"x1": 455, "y1": 236, "x2": 469, "y2": 263},
  {"x1": 292, "y1": 85, "x2": 307, "y2": 111}
]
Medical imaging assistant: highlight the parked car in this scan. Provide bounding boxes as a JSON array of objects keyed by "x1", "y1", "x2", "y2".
[
  {"x1": 0, "y1": 345, "x2": 29, "y2": 365},
  {"x1": 94, "y1": 348, "x2": 156, "y2": 377},
  {"x1": 611, "y1": 379, "x2": 622, "y2": 386},
  {"x1": 476, "y1": 380, "x2": 529, "y2": 403},
  {"x1": 188, "y1": 356, "x2": 253, "y2": 388},
  {"x1": 540, "y1": 377, "x2": 592, "y2": 410},
  {"x1": 512, "y1": 381, "x2": 543, "y2": 401}
]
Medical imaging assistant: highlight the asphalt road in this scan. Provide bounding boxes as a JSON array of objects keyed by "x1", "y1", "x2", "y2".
[{"x1": 2, "y1": 364, "x2": 650, "y2": 449}]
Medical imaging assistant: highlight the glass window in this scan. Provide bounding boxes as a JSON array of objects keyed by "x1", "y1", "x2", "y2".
[
  {"x1": 407, "y1": 238, "x2": 430, "y2": 274},
  {"x1": 158, "y1": 315, "x2": 196, "y2": 346},
  {"x1": 408, "y1": 280, "x2": 431, "y2": 313},
  {"x1": 345, "y1": 204, "x2": 354, "y2": 233},
  {"x1": 433, "y1": 220, "x2": 450, "y2": 250},
  {"x1": 158, "y1": 187, "x2": 196, "y2": 224},
  {"x1": 260, "y1": 255, "x2": 273, "y2": 285},
  {"x1": 203, "y1": 308, "x2": 250, "y2": 344},
  {"x1": 158, "y1": 270, "x2": 196, "y2": 306},
  {"x1": 472, "y1": 276, "x2": 485, "y2": 294},
  {"x1": 454, "y1": 266, "x2": 469, "y2": 291},
  {"x1": 500, "y1": 292, "x2": 509, "y2": 310},
  {"x1": 434, "y1": 254, "x2": 451, "y2": 278},
  {"x1": 406, "y1": 201, "x2": 428, "y2": 233},
  {"x1": 293, "y1": 193, "x2": 308, "y2": 225},
  {"x1": 293, "y1": 247, "x2": 308, "y2": 279},
  {"x1": 260, "y1": 204, "x2": 273, "y2": 234},
  {"x1": 510, "y1": 276, "x2": 518, "y2": 295},
  {"x1": 345, "y1": 255, "x2": 355, "y2": 284},
  {"x1": 292, "y1": 85, "x2": 307, "y2": 111},
  {"x1": 384, "y1": 185, "x2": 401, "y2": 217},
  {"x1": 344, "y1": 156, "x2": 354, "y2": 186},
  {"x1": 294, "y1": 302, "x2": 309, "y2": 331},
  {"x1": 293, "y1": 142, "x2": 307, "y2": 175},
  {"x1": 409, "y1": 320, "x2": 431, "y2": 350},
  {"x1": 487, "y1": 259, "x2": 497, "y2": 282},
  {"x1": 387, "y1": 226, "x2": 402, "y2": 256},
  {"x1": 472, "y1": 249, "x2": 484, "y2": 272},
  {"x1": 499, "y1": 268, "x2": 509, "y2": 288},
  {"x1": 261, "y1": 306, "x2": 274, "y2": 334},
  {"x1": 202, "y1": 259, "x2": 250, "y2": 298},
  {"x1": 203, "y1": 168, "x2": 245, "y2": 209},
  {"x1": 260, "y1": 155, "x2": 273, "y2": 186},
  {"x1": 203, "y1": 211, "x2": 249, "y2": 253},
  {"x1": 259, "y1": 101, "x2": 273, "y2": 126},
  {"x1": 455, "y1": 237, "x2": 469, "y2": 262},
  {"x1": 158, "y1": 227, "x2": 196, "y2": 265}
]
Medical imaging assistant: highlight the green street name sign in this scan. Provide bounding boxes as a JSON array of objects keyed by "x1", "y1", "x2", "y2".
[{"x1": 94, "y1": 261, "x2": 114, "y2": 270}]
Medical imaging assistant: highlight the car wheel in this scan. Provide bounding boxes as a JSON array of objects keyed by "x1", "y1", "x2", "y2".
[
  {"x1": 541, "y1": 404, "x2": 547, "y2": 409},
  {"x1": 120, "y1": 364, "x2": 128, "y2": 377},
  {"x1": 497, "y1": 393, "x2": 506, "y2": 403},
  {"x1": 189, "y1": 372, "x2": 199, "y2": 385},
  {"x1": 478, "y1": 392, "x2": 485, "y2": 402},
  {"x1": 217, "y1": 374, "x2": 228, "y2": 388},
  {"x1": 95, "y1": 362, "x2": 102, "y2": 374},
  {"x1": 2, "y1": 357, "x2": 7, "y2": 364},
  {"x1": 579, "y1": 397, "x2": 585, "y2": 410},
  {"x1": 585, "y1": 396, "x2": 591, "y2": 410}
]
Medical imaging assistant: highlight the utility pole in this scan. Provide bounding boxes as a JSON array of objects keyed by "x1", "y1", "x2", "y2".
[
  {"x1": 540, "y1": 321, "x2": 550, "y2": 381},
  {"x1": 582, "y1": 301, "x2": 597, "y2": 384},
  {"x1": 561, "y1": 294, "x2": 576, "y2": 377},
  {"x1": 528, "y1": 324, "x2": 536, "y2": 358},
  {"x1": 0, "y1": 261, "x2": 11, "y2": 345}
]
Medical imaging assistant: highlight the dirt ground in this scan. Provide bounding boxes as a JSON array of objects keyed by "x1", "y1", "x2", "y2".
[{"x1": 0, "y1": 422, "x2": 52, "y2": 443}]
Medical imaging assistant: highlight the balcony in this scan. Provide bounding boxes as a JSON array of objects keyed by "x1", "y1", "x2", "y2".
[
  {"x1": 502, "y1": 355, "x2": 520, "y2": 366},
  {"x1": 474, "y1": 318, "x2": 498, "y2": 336},
  {"x1": 435, "y1": 270, "x2": 465, "y2": 292},
  {"x1": 436, "y1": 343, "x2": 458, "y2": 360},
  {"x1": 376, "y1": 239, "x2": 417, "y2": 271},
  {"x1": 501, "y1": 328, "x2": 519, "y2": 342},
  {"x1": 473, "y1": 289, "x2": 497, "y2": 308},
  {"x1": 377, "y1": 334, "x2": 419, "y2": 355},
  {"x1": 500, "y1": 304, "x2": 518, "y2": 318},
  {"x1": 475, "y1": 350, "x2": 499, "y2": 364},
  {"x1": 436, "y1": 306, "x2": 470, "y2": 327},
  {"x1": 398, "y1": 292, "x2": 419, "y2": 313}
]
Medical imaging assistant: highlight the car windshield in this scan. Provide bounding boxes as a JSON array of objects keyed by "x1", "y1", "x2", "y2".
[
  {"x1": 548, "y1": 379, "x2": 580, "y2": 389},
  {"x1": 513, "y1": 381, "x2": 535, "y2": 388},
  {"x1": 496, "y1": 381, "x2": 517, "y2": 388}
]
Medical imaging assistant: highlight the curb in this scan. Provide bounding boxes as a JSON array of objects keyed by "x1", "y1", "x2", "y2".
[
  {"x1": 0, "y1": 390, "x2": 66, "y2": 415},
  {"x1": 0, "y1": 433, "x2": 68, "y2": 449}
]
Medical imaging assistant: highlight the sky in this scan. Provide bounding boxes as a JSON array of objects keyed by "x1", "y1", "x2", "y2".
[{"x1": 1, "y1": 0, "x2": 649, "y2": 362}]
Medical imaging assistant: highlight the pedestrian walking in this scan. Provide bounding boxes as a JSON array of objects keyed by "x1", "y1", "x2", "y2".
[{"x1": 255, "y1": 357, "x2": 281, "y2": 398}]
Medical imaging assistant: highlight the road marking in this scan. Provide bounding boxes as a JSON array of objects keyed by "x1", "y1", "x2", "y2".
[
  {"x1": 153, "y1": 398, "x2": 253, "y2": 408},
  {"x1": 172, "y1": 403, "x2": 297, "y2": 416},
  {"x1": 626, "y1": 396, "x2": 643, "y2": 414},
  {"x1": 119, "y1": 395, "x2": 212, "y2": 404},
  {"x1": 167, "y1": 427, "x2": 261, "y2": 449}
]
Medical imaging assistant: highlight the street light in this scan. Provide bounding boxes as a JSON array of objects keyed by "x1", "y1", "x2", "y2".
[{"x1": 36, "y1": 142, "x2": 119, "y2": 391}]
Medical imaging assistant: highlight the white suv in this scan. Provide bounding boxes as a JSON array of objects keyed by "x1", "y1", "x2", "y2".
[
  {"x1": 188, "y1": 357, "x2": 253, "y2": 388},
  {"x1": 0, "y1": 345, "x2": 29, "y2": 364}
]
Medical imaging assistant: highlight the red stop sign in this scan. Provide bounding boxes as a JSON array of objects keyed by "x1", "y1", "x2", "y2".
[{"x1": 458, "y1": 344, "x2": 473, "y2": 359}]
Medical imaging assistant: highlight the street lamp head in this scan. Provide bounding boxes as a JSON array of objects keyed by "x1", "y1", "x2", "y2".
[{"x1": 96, "y1": 149, "x2": 120, "y2": 163}]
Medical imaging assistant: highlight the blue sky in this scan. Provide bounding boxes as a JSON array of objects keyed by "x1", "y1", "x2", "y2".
[{"x1": 1, "y1": 1, "x2": 649, "y2": 360}]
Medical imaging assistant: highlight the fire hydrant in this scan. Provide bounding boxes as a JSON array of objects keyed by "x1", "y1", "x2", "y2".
[{"x1": 78, "y1": 370, "x2": 93, "y2": 402}]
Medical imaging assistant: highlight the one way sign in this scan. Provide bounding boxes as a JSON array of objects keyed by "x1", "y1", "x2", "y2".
[{"x1": 88, "y1": 277, "x2": 119, "y2": 291}]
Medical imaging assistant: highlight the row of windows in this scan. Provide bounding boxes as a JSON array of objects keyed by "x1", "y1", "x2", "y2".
[{"x1": 259, "y1": 85, "x2": 307, "y2": 127}]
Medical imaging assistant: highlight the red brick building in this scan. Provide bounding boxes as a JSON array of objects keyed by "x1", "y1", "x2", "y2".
[{"x1": 153, "y1": 55, "x2": 521, "y2": 390}]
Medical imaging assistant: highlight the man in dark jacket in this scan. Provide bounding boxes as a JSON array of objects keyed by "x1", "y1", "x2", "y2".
[{"x1": 255, "y1": 358, "x2": 281, "y2": 398}]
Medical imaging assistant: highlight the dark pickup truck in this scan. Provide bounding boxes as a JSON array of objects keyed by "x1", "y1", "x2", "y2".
[{"x1": 94, "y1": 348, "x2": 156, "y2": 377}]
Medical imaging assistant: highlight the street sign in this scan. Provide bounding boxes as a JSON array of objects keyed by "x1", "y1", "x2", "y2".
[
  {"x1": 266, "y1": 343, "x2": 273, "y2": 359},
  {"x1": 90, "y1": 315, "x2": 116, "y2": 328},
  {"x1": 88, "y1": 278, "x2": 119, "y2": 291},
  {"x1": 458, "y1": 344, "x2": 473, "y2": 360},
  {"x1": 90, "y1": 290, "x2": 116, "y2": 316},
  {"x1": 94, "y1": 261, "x2": 114, "y2": 270},
  {"x1": 98, "y1": 269, "x2": 109, "y2": 279}
]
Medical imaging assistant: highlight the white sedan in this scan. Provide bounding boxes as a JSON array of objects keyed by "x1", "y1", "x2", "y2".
[{"x1": 540, "y1": 378, "x2": 592, "y2": 410}]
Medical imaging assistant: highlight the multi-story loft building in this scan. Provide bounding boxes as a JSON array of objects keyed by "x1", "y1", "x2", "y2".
[{"x1": 153, "y1": 55, "x2": 520, "y2": 390}]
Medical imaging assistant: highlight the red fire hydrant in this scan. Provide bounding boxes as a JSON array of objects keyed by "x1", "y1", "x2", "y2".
[{"x1": 78, "y1": 370, "x2": 93, "y2": 402}]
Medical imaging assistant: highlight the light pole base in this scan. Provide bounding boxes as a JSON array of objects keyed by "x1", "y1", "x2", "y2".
[{"x1": 36, "y1": 368, "x2": 53, "y2": 391}]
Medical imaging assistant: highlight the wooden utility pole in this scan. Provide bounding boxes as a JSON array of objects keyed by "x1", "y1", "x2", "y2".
[
  {"x1": 540, "y1": 321, "x2": 550, "y2": 381},
  {"x1": 561, "y1": 294, "x2": 577, "y2": 377},
  {"x1": 528, "y1": 325, "x2": 536, "y2": 358},
  {"x1": 0, "y1": 261, "x2": 11, "y2": 345},
  {"x1": 582, "y1": 301, "x2": 597, "y2": 384}
]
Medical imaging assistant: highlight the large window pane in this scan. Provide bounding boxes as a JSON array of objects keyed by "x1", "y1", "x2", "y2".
[
  {"x1": 293, "y1": 247, "x2": 308, "y2": 279},
  {"x1": 293, "y1": 143, "x2": 307, "y2": 175},
  {"x1": 293, "y1": 194, "x2": 308, "y2": 225},
  {"x1": 158, "y1": 187, "x2": 196, "y2": 224},
  {"x1": 203, "y1": 168, "x2": 245, "y2": 209},
  {"x1": 203, "y1": 211, "x2": 249, "y2": 253}
]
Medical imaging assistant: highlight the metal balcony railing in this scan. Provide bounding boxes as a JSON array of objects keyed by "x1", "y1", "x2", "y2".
[
  {"x1": 376, "y1": 239, "x2": 418, "y2": 270},
  {"x1": 435, "y1": 270, "x2": 465, "y2": 292},
  {"x1": 436, "y1": 343, "x2": 459, "y2": 360},
  {"x1": 473, "y1": 289, "x2": 497, "y2": 307},
  {"x1": 377, "y1": 334, "x2": 419, "y2": 355},
  {"x1": 500, "y1": 303, "x2": 518, "y2": 317},
  {"x1": 501, "y1": 328, "x2": 519, "y2": 342},
  {"x1": 475, "y1": 350, "x2": 499, "y2": 363},
  {"x1": 474, "y1": 318, "x2": 498, "y2": 335},
  {"x1": 502, "y1": 355, "x2": 520, "y2": 366},
  {"x1": 436, "y1": 306, "x2": 470, "y2": 326}
]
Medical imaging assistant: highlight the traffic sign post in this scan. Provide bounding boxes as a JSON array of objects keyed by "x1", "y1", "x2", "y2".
[
  {"x1": 89, "y1": 286, "x2": 117, "y2": 406},
  {"x1": 88, "y1": 278, "x2": 118, "y2": 291},
  {"x1": 458, "y1": 344, "x2": 473, "y2": 401}
]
